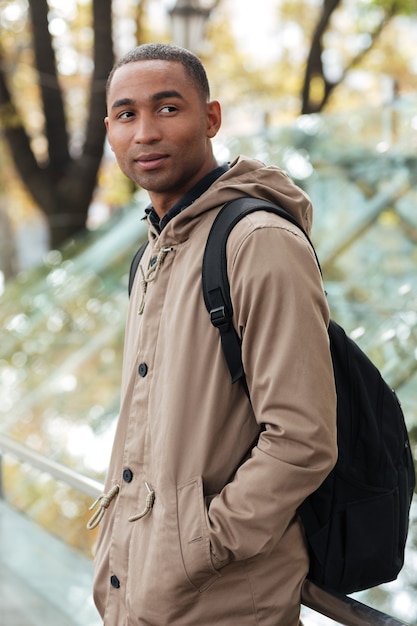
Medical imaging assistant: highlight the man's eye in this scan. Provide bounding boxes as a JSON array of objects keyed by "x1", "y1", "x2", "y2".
[
  {"x1": 160, "y1": 105, "x2": 177, "y2": 114},
  {"x1": 118, "y1": 111, "x2": 134, "y2": 119}
]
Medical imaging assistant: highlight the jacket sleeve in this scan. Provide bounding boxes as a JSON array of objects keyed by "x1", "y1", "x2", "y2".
[{"x1": 206, "y1": 216, "x2": 338, "y2": 566}]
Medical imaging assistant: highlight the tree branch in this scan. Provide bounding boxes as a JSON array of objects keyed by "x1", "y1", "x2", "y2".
[
  {"x1": 0, "y1": 50, "x2": 53, "y2": 210},
  {"x1": 28, "y1": 0, "x2": 70, "y2": 174},
  {"x1": 67, "y1": 0, "x2": 114, "y2": 205},
  {"x1": 301, "y1": 0, "x2": 341, "y2": 114},
  {"x1": 302, "y1": 0, "x2": 395, "y2": 114}
]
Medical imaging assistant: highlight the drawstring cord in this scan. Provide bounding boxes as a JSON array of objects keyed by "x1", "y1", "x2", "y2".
[
  {"x1": 87, "y1": 483, "x2": 120, "y2": 530},
  {"x1": 128, "y1": 482, "x2": 155, "y2": 522},
  {"x1": 86, "y1": 481, "x2": 155, "y2": 529},
  {"x1": 138, "y1": 246, "x2": 174, "y2": 315}
]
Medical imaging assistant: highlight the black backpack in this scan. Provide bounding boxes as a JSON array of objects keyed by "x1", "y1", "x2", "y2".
[{"x1": 129, "y1": 196, "x2": 415, "y2": 595}]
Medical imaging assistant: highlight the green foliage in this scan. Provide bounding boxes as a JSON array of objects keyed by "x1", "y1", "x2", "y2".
[{"x1": 369, "y1": 0, "x2": 417, "y2": 15}]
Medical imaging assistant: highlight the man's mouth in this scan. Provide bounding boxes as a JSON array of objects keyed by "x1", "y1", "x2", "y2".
[{"x1": 135, "y1": 154, "x2": 168, "y2": 170}]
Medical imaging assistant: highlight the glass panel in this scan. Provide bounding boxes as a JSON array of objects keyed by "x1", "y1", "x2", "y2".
[
  {"x1": 0, "y1": 500, "x2": 100, "y2": 626},
  {"x1": 1, "y1": 197, "x2": 148, "y2": 484},
  {"x1": 1, "y1": 455, "x2": 99, "y2": 556}
]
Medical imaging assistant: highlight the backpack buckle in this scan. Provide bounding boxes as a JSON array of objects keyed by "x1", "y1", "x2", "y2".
[{"x1": 210, "y1": 306, "x2": 230, "y2": 331}]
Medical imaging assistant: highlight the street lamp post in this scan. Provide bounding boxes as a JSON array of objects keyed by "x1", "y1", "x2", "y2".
[{"x1": 169, "y1": 0, "x2": 215, "y2": 53}]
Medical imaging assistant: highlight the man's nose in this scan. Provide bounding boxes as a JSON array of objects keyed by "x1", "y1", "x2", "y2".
[{"x1": 133, "y1": 114, "x2": 161, "y2": 144}]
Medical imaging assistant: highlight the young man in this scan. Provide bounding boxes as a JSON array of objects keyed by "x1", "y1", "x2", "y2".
[{"x1": 91, "y1": 43, "x2": 337, "y2": 625}]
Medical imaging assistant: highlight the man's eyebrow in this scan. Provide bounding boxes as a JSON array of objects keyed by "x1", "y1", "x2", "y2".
[
  {"x1": 110, "y1": 91, "x2": 185, "y2": 111},
  {"x1": 111, "y1": 97, "x2": 135, "y2": 110},
  {"x1": 151, "y1": 90, "x2": 185, "y2": 102}
]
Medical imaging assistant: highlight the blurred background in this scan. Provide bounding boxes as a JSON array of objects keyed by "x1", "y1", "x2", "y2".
[{"x1": 0, "y1": 1, "x2": 416, "y2": 624}]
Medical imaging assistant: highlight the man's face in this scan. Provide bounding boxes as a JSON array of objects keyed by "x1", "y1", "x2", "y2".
[{"x1": 105, "y1": 60, "x2": 221, "y2": 216}]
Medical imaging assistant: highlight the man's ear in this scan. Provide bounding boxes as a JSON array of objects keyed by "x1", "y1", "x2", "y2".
[
  {"x1": 206, "y1": 100, "x2": 221, "y2": 138},
  {"x1": 104, "y1": 117, "x2": 113, "y2": 151}
]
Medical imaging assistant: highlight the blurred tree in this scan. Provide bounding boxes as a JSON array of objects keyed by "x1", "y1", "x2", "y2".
[
  {"x1": 0, "y1": 0, "x2": 416, "y2": 259},
  {"x1": 0, "y1": 198, "x2": 16, "y2": 280},
  {"x1": 0, "y1": 0, "x2": 114, "y2": 248},
  {"x1": 301, "y1": 0, "x2": 416, "y2": 113},
  {"x1": 205, "y1": 0, "x2": 417, "y2": 129}
]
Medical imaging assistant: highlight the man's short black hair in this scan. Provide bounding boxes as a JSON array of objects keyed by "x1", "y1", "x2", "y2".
[{"x1": 106, "y1": 43, "x2": 210, "y2": 101}]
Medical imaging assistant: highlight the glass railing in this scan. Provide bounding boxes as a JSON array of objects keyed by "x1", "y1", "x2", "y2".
[
  {"x1": 0, "y1": 195, "x2": 149, "y2": 558},
  {"x1": 0, "y1": 433, "x2": 102, "y2": 626}
]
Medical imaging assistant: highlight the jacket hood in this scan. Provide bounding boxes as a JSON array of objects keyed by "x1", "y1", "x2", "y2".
[{"x1": 201, "y1": 155, "x2": 313, "y2": 236}]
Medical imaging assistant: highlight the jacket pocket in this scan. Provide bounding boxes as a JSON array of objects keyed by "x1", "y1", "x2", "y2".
[{"x1": 177, "y1": 476, "x2": 222, "y2": 592}]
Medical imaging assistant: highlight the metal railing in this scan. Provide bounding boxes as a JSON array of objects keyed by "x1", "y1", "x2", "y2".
[
  {"x1": 0, "y1": 432, "x2": 103, "y2": 499},
  {"x1": 0, "y1": 432, "x2": 410, "y2": 626}
]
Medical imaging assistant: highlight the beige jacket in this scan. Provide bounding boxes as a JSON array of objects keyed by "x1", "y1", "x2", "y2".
[{"x1": 93, "y1": 156, "x2": 337, "y2": 625}]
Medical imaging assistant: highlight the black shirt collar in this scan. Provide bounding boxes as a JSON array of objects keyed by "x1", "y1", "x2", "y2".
[{"x1": 145, "y1": 163, "x2": 229, "y2": 233}]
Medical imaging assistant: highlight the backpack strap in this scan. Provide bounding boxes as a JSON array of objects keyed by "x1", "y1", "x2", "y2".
[
  {"x1": 128, "y1": 241, "x2": 149, "y2": 296},
  {"x1": 202, "y1": 197, "x2": 319, "y2": 385}
]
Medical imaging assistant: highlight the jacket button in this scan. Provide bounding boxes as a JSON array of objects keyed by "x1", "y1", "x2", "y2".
[
  {"x1": 138, "y1": 362, "x2": 148, "y2": 377},
  {"x1": 110, "y1": 575, "x2": 120, "y2": 589},
  {"x1": 123, "y1": 468, "x2": 133, "y2": 483},
  {"x1": 149, "y1": 256, "x2": 157, "y2": 267}
]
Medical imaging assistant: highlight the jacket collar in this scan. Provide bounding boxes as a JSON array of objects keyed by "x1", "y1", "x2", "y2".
[{"x1": 145, "y1": 163, "x2": 230, "y2": 234}]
